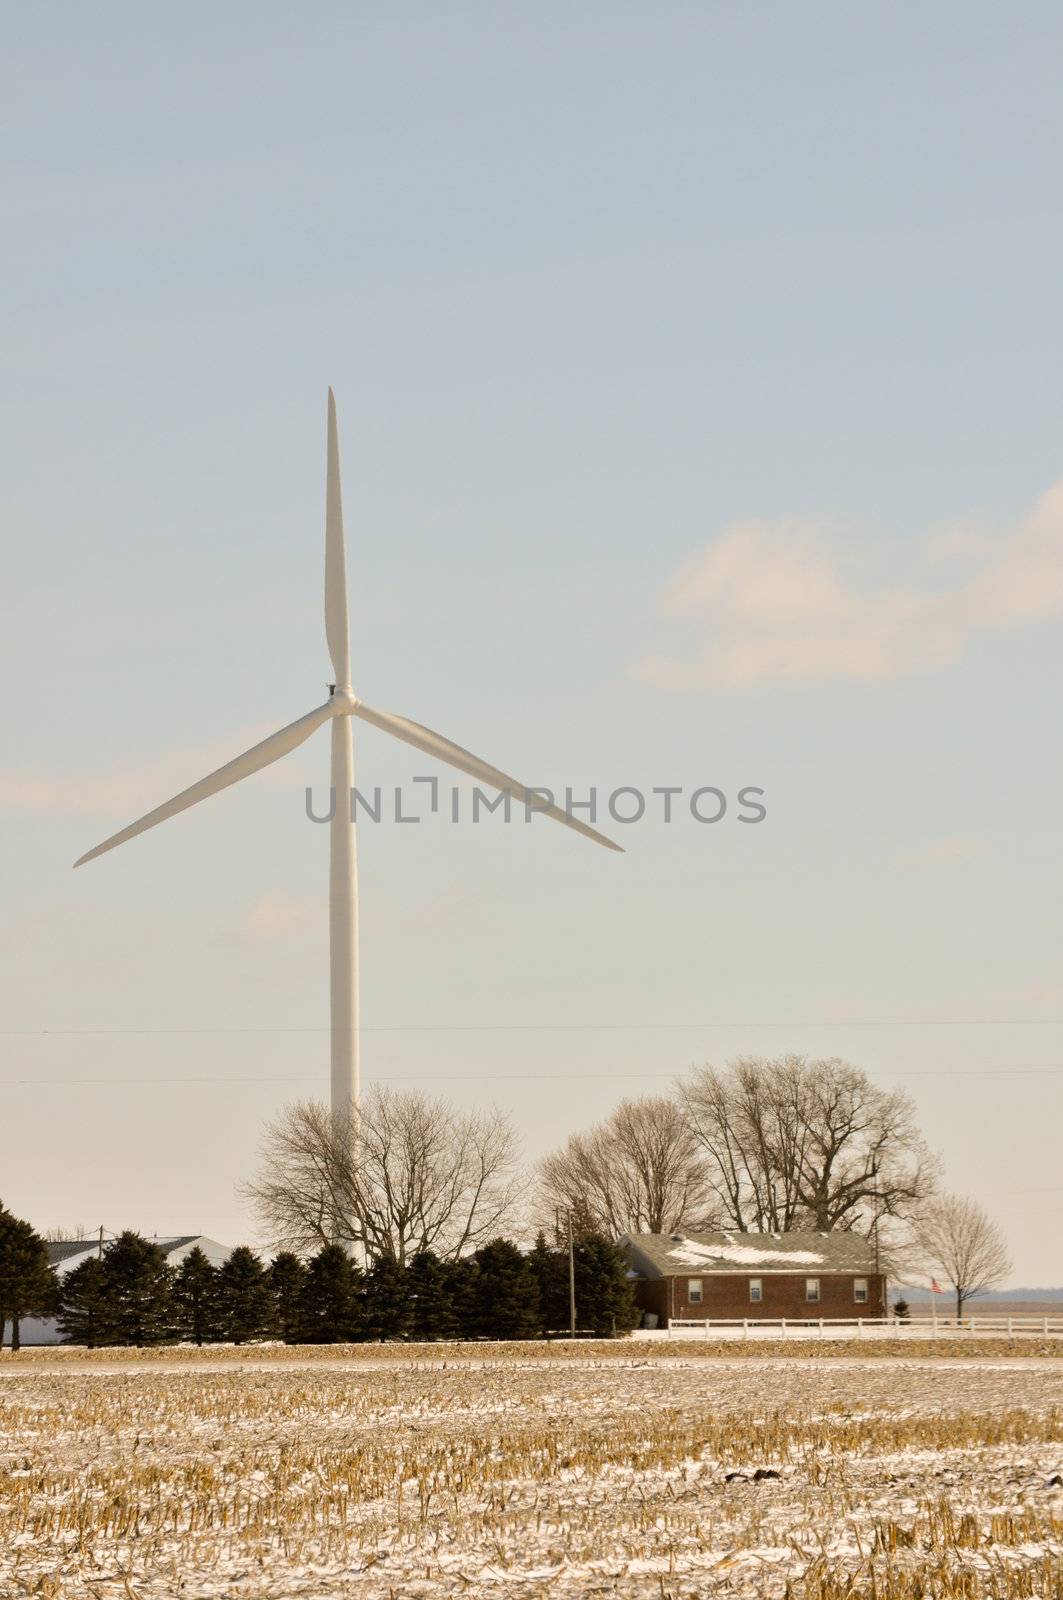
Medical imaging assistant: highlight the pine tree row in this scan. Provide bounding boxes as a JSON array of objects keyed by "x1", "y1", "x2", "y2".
[
  {"x1": 0, "y1": 1202, "x2": 55, "y2": 1351},
  {"x1": 50, "y1": 1230, "x2": 638, "y2": 1347}
]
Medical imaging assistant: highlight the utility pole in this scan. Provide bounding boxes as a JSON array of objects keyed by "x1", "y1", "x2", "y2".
[
  {"x1": 97, "y1": 1225, "x2": 104, "y2": 1261},
  {"x1": 556, "y1": 1207, "x2": 577, "y2": 1339},
  {"x1": 872, "y1": 1166, "x2": 883, "y2": 1316}
]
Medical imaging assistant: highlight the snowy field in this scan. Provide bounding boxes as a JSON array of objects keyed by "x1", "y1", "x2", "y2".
[{"x1": 1, "y1": 1345, "x2": 1061, "y2": 1597}]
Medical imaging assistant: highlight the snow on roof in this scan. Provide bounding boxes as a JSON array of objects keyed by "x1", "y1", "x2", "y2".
[
  {"x1": 621, "y1": 1230, "x2": 877, "y2": 1278},
  {"x1": 668, "y1": 1240, "x2": 824, "y2": 1268}
]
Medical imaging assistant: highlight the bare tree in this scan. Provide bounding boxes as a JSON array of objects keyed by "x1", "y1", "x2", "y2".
[
  {"x1": 245, "y1": 1090, "x2": 522, "y2": 1264},
  {"x1": 678, "y1": 1058, "x2": 804, "y2": 1231},
  {"x1": 537, "y1": 1096, "x2": 718, "y2": 1239},
  {"x1": 915, "y1": 1192, "x2": 1012, "y2": 1320},
  {"x1": 41, "y1": 1224, "x2": 93, "y2": 1243},
  {"x1": 680, "y1": 1056, "x2": 937, "y2": 1237}
]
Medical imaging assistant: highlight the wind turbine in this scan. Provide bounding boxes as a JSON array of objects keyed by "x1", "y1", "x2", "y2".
[{"x1": 75, "y1": 391, "x2": 622, "y2": 1150}]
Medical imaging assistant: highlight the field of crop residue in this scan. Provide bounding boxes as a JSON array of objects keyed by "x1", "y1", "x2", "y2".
[{"x1": 2, "y1": 1347, "x2": 1061, "y2": 1597}]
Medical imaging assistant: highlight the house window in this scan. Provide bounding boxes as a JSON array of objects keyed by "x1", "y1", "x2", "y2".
[
  {"x1": 854, "y1": 1278, "x2": 868, "y2": 1304},
  {"x1": 805, "y1": 1278, "x2": 820, "y2": 1303},
  {"x1": 687, "y1": 1278, "x2": 703, "y2": 1305},
  {"x1": 749, "y1": 1278, "x2": 762, "y2": 1303}
]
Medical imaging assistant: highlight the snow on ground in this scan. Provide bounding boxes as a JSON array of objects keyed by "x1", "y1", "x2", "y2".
[{"x1": 0, "y1": 1350, "x2": 1060, "y2": 1597}]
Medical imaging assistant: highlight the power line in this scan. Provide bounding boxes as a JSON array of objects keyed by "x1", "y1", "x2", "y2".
[
  {"x1": 1, "y1": 1068, "x2": 1060, "y2": 1087},
  {"x1": 2, "y1": 1018, "x2": 1062, "y2": 1037}
]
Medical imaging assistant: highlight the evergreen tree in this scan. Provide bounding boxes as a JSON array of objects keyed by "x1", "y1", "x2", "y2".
[
  {"x1": 527, "y1": 1232, "x2": 567, "y2": 1336},
  {"x1": 171, "y1": 1247, "x2": 218, "y2": 1346},
  {"x1": 215, "y1": 1247, "x2": 273, "y2": 1344},
  {"x1": 363, "y1": 1255, "x2": 412, "y2": 1341},
  {"x1": 572, "y1": 1232, "x2": 638, "y2": 1336},
  {"x1": 58, "y1": 1256, "x2": 111, "y2": 1347},
  {"x1": 268, "y1": 1252, "x2": 307, "y2": 1344},
  {"x1": 0, "y1": 1204, "x2": 56, "y2": 1351},
  {"x1": 299, "y1": 1245, "x2": 363, "y2": 1343},
  {"x1": 443, "y1": 1255, "x2": 479, "y2": 1341},
  {"x1": 100, "y1": 1233, "x2": 173, "y2": 1347},
  {"x1": 407, "y1": 1250, "x2": 459, "y2": 1341},
  {"x1": 471, "y1": 1238, "x2": 540, "y2": 1341}
]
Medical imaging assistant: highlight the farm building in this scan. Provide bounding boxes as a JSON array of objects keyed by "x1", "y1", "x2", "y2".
[
  {"x1": 620, "y1": 1230, "x2": 887, "y2": 1326},
  {"x1": 4, "y1": 1235, "x2": 232, "y2": 1347}
]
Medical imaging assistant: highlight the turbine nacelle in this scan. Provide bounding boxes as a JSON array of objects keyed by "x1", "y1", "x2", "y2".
[{"x1": 328, "y1": 686, "x2": 359, "y2": 714}]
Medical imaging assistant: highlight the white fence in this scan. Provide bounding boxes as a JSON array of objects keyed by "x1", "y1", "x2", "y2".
[{"x1": 652, "y1": 1314, "x2": 1063, "y2": 1340}]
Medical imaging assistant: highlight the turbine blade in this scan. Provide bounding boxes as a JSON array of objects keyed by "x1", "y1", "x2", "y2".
[
  {"x1": 74, "y1": 700, "x2": 335, "y2": 867},
  {"x1": 350, "y1": 700, "x2": 624, "y2": 853},
  {"x1": 325, "y1": 388, "x2": 351, "y2": 687}
]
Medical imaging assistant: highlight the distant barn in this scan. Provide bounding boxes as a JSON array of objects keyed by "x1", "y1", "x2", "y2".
[
  {"x1": 4, "y1": 1235, "x2": 232, "y2": 1347},
  {"x1": 621, "y1": 1231, "x2": 886, "y2": 1326}
]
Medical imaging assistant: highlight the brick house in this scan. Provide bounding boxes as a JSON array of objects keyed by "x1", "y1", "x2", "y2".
[{"x1": 620, "y1": 1231, "x2": 887, "y2": 1326}]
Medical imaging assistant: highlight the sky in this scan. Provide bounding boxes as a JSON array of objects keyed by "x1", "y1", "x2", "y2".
[{"x1": 2, "y1": 3, "x2": 1061, "y2": 1286}]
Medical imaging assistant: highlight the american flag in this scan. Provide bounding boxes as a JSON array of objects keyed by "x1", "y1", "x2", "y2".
[{"x1": 930, "y1": 1278, "x2": 945, "y2": 1294}]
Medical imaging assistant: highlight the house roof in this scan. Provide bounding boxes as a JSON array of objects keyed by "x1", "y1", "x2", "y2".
[
  {"x1": 48, "y1": 1240, "x2": 103, "y2": 1267},
  {"x1": 621, "y1": 1230, "x2": 878, "y2": 1278},
  {"x1": 47, "y1": 1236, "x2": 232, "y2": 1275}
]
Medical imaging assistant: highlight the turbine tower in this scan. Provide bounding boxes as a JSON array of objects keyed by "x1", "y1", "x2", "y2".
[
  {"x1": 325, "y1": 392, "x2": 358, "y2": 1142},
  {"x1": 75, "y1": 391, "x2": 621, "y2": 1147}
]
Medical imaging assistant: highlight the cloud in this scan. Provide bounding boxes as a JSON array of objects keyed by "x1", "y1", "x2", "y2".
[
  {"x1": 242, "y1": 894, "x2": 316, "y2": 942},
  {"x1": 894, "y1": 835, "x2": 986, "y2": 866},
  {"x1": 0, "y1": 725, "x2": 314, "y2": 818},
  {"x1": 410, "y1": 885, "x2": 482, "y2": 934},
  {"x1": 635, "y1": 481, "x2": 1063, "y2": 690}
]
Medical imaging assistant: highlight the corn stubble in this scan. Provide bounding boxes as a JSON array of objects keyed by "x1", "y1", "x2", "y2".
[{"x1": 0, "y1": 1351, "x2": 1060, "y2": 1597}]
